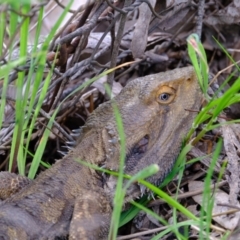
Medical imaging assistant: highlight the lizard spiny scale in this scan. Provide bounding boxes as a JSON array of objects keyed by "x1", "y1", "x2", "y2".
[
  {"x1": 65, "y1": 141, "x2": 76, "y2": 146},
  {"x1": 57, "y1": 150, "x2": 67, "y2": 156}
]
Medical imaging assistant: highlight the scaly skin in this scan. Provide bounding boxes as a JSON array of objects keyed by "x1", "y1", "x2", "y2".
[{"x1": 0, "y1": 66, "x2": 201, "y2": 239}]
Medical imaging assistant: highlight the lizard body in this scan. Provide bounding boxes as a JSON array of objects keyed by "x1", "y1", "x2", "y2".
[{"x1": 0, "y1": 66, "x2": 201, "y2": 239}]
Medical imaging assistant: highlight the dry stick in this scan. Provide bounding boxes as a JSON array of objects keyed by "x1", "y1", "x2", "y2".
[
  {"x1": 105, "y1": 0, "x2": 131, "y2": 100},
  {"x1": 88, "y1": 14, "x2": 119, "y2": 64},
  {"x1": 105, "y1": 0, "x2": 126, "y2": 14},
  {"x1": 50, "y1": 76, "x2": 69, "y2": 111},
  {"x1": 0, "y1": 155, "x2": 10, "y2": 170},
  {"x1": 190, "y1": 226, "x2": 222, "y2": 240},
  {"x1": 45, "y1": 2, "x2": 108, "y2": 110},
  {"x1": 57, "y1": 2, "x2": 108, "y2": 45},
  {"x1": 71, "y1": 1, "x2": 146, "y2": 81},
  {"x1": 48, "y1": 4, "x2": 82, "y2": 51},
  {"x1": 140, "y1": 0, "x2": 162, "y2": 19},
  {"x1": 39, "y1": 109, "x2": 74, "y2": 142},
  {"x1": 70, "y1": 2, "x2": 95, "y2": 65},
  {"x1": 44, "y1": 44, "x2": 110, "y2": 99},
  {"x1": 149, "y1": 1, "x2": 191, "y2": 34},
  {"x1": 164, "y1": 13, "x2": 195, "y2": 52},
  {"x1": 117, "y1": 214, "x2": 225, "y2": 240},
  {"x1": 69, "y1": 45, "x2": 111, "y2": 80},
  {"x1": 28, "y1": 1, "x2": 65, "y2": 36},
  {"x1": 71, "y1": 31, "x2": 89, "y2": 64},
  {"x1": 209, "y1": 59, "x2": 240, "y2": 85},
  {"x1": 36, "y1": 119, "x2": 67, "y2": 143},
  {"x1": 196, "y1": 0, "x2": 205, "y2": 39},
  {"x1": 49, "y1": 3, "x2": 96, "y2": 110},
  {"x1": 55, "y1": 88, "x2": 98, "y2": 120},
  {"x1": 54, "y1": 0, "x2": 76, "y2": 13},
  {"x1": 117, "y1": 226, "x2": 170, "y2": 240},
  {"x1": 217, "y1": 203, "x2": 240, "y2": 211},
  {"x1": 114, "y1": 60, "x2": 144, "y2": 81}
]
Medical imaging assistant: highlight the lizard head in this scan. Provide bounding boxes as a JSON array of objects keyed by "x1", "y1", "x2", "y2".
[
  {"x1": 120, "y1": 66, "x2": 202, "y2": 181},
  {"x1": 83, "y1": 66, "x2": 202, "y2": 199}
]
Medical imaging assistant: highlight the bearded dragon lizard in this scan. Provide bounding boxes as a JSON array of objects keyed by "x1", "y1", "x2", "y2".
[{"x1": 0, "y1": 66, "x2": 201, "y2": 239}]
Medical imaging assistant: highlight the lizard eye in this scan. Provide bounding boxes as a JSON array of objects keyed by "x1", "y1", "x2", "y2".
[
  {"x1": 156, "y1": 86, "x2": 176, "y2": 104},
  {"x1": 159, "y1": 93, "x2": 170, "y2": 101}
]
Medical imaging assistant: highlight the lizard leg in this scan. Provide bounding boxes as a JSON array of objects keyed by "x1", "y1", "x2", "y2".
[
  {"x1": 0, "y1": 172, "x2": 32, "y2": 200},
  {"x1": 69, "y1": 190, "x2": 112, "y2": 240}
]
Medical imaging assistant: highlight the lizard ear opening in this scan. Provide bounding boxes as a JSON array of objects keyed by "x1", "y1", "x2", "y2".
[{"x1": 156, "y1": 86, "x2": 176, "y2": 104}]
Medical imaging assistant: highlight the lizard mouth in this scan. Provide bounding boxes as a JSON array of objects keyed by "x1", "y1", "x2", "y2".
[
  {"x1": 99, "y1": 135, "x2": 149, "y2": 185},
  {"x1": 125, "y1": 135, "x2": 149, "y2": 172},
  {"x1": 129, "y1": 135, "x2": 149, "y2": 157},
  {"x1": 101, "y1": 135, "x2": 150, "y2": 194}
]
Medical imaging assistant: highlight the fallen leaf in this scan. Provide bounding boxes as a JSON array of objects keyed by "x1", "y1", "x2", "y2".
[{"x1": 189, "y1": 181, "x2": 240, "y2": 230}]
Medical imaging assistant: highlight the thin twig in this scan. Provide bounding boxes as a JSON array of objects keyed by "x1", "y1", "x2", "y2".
[
  {"x1": 56, "y1": 2, "x2": 108, "y2": 45},
  {"x1": 54, "y1": 0, "x2": 76, "y2": 13},
  {"x1": 196, "y1": 0, "x2": 205, "y2": 39},
  {"x1": 105, "y1": 0, "x2": 131, "y2": 100},
  {"x1": 39, "y1": 109, "x2": 74, "y2": 142}
]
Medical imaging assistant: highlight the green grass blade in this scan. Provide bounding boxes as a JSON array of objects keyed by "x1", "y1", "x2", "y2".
[{"x1": 199, "y1": 139, "x2": 222, "y2": 240}]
